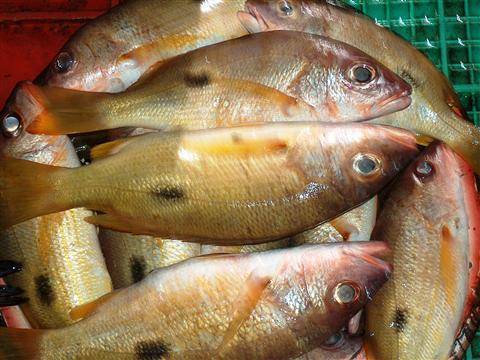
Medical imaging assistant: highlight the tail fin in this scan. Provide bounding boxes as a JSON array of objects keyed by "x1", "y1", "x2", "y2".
[
  {"x1": 0, "y1": 327, "x2": 44, "y2": 359},
  {"x1": 16, "y1": 81, "x2": 111, "y2": 135},
  {"x1": 0, "y1": 157, "x2": 71, "y2": 229}
]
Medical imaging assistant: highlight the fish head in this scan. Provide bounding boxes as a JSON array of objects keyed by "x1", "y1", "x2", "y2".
[
  {"x1": 290, "y1": 242, "x2": 391, "y2": 330},
  {"x1": 239, "y1": 0, "x2": 356, "y2": 34},
  {"x1": 300, "y1": 124, "x2": 419, "y2": 206},
  {"x1": 35, "y1": 40, "x2": 100, "y2": 91},
  {"x1": 409, "y1": 142, "x2": 460, "y2": 188},
  {"x1": 35, "y1": 32, "x2": 130, "y2": 93},
  {"x1": 0, "y1": 82, "x2": 72, "y2": 163},
  {"x1": 312, "y1": 42, "x2": 412, "y2": 121}
]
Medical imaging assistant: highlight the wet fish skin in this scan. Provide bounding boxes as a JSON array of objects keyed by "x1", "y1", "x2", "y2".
[
  {"x1": 36, "y1": 0, "x2": 247, "y2": 92},
  {"x1": 23, "y1": 31, "x2": 411, "y2": 136},
  {"x1": 0, "y1": 122, "x2": 418, "y2": 243},
  {"x1": 0, "y1": 242, "x2": 392, "y2": 359},
  {"x1": 0, "y1": 90, "x2": 113, "y2": 328},
  {"x1": 239, "y1": 0, "x2": 480, "y2": 174},
  {"x1": 365, "y1": 143, "x2": 479, "y2": 359},
  {"x1": 294, "y1": 332, "x2": 363, "y2": 360},
  {"x1": 101, "y1": 232, "x2": 201, "y2": 289}
]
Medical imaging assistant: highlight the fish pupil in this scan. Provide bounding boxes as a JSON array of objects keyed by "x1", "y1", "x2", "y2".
[
  {"x1": 55, "y1": 52, "x2": 75, "y2": 73},
  {"x1": 278, "y1": 1, "x2": 293, "y2": 16},
  {"x1": 2, "y1": 113, "x2": 22, "y2": 138},
  {"x1": 353, "y1": 66, "x2": 373, "y2": 83},
  {"x1": 322, "y1": 332, "x2": 344, "y2": 349},
  {"x1": 353, "y1": 154, "x2": 379, "y2": 176},
  {"x1": 334, "y1": 283, "x2": 358, "y2": 304},
  {"x1": 415, "y1": 161, "x2": 433, "y2": 177}
]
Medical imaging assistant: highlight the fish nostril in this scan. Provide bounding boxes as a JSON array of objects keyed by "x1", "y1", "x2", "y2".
[{"x1": 2, "y1": 113, "x2": 22, "y2": 138}]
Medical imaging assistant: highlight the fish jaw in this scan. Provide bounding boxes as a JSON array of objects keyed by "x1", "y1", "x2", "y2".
[{"x1": 238, "y1": 3, "x2": 271, "y2": 33}]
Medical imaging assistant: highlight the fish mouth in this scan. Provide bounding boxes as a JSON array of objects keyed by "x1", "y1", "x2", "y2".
[
  {"x1": 370, "y1": 91, "x2": 412, "y2": 118},
  {"x1": 237, "y1": 4, "x2": 270, "y2": 33}
]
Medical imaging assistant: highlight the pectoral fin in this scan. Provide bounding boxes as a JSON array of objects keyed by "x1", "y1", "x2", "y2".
[
  {"x1": 90, "y1": 136, "x2": 140, "y2": 160},
  {"x1": 216, "y1": 271, "x2": 272, "y2": 355}
]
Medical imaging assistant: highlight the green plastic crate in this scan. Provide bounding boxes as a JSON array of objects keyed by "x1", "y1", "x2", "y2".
[
  {"x1": 345, "y1": 0, "x2": 480, "y2": 126},
  {"x1": 344, "y1": 1, "x2": 480, "y2": 359}
]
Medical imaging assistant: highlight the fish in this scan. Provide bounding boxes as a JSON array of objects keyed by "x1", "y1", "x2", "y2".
[
  {"x1": 238, "y1": 0, "x2": 480, "y2": 174},
  {"x1": 364, "y1": 143, "x2": 480, "y2": 359},
  {"x1": 35, "y1": 0, "x2": 247, "y2": 92},
  {"x1": 0, "y1": 89, "x2": 113, "y2": 328},
  {"x1": 19, "y1": 31, "x2": 411, "y2": 136},
  {"x1": 0, "y1": 241, "x2": 392, "y2": 359},
  {"x1": 100, "y1": 232, "x2": 201, "y2": 289},
  {"x1": 0, "y1": 122, "x2": 418, "y2": 243}
]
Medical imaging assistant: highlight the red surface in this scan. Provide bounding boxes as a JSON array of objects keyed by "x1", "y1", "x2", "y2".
[{"x1": 0, "y1": 0, "x2": 121, "y2": 107}]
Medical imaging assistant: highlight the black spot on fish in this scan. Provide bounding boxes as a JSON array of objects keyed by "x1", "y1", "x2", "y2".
[
  {"x1": 130, "y1": 256, "x2": 147, "y2": 284},
  {"x1": 183, "y1": 72, "x2": 210, "y2": 88},
  {"x1": 391, "y1": 309, "x2": 407, "y2": 332},
  {"x1": 154, "y1": 186, "x2": 185, "y2": 201},
  {"x1": 135, "y1": 340, "x2": 169, "y2": 359},
  {"x1": 35, "y1": 274, "x2": 54, "y2": 306},
  {"x1": 231, "y1": 132, "x2": 242, "y2": 144},
  {"x1": 399, "y1": 69, "x2": 421, "y2": 89},
  {"x1": 469, "y1": 261, "x2": 473, "y2": 269}
]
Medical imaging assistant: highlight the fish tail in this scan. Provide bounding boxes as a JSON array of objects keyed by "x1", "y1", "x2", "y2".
[
  {"x1": 16, "y1": 81, "x2": 111, "y2": 135},
  {"x1": 0, "y1": 157, "x2": 72, "y2": 229},
  {"x1": 0, "y1": 327, "x2": 45, "y2": 359}
]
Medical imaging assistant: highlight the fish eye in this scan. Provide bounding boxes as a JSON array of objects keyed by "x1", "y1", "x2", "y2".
[
  {"x1": 333, "y1": 281, "x2": 360, "y2": 304},
  {"x1": 348, "y1": 64, "x2": 377, "y2": 85},
  {"x1": 414, "y1": 160, "x2": 434, "y2": 179},
  {"x1": 54, "y1": 51, "x2": 75, "y2": 73},
  {"x1": 321, "y1": 332, "x2": 345, "y2": 350},
  {"x1": 2, "y1": 112, "x2": 22, "y2": 138},
  {"x1": 277, "y1": 0, "x2": 294, "y2": 16},
  {"x1": 353, "y1": 153, "x2": 381, "y2": 177}
]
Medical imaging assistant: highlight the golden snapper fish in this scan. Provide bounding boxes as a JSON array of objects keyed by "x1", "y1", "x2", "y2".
[
  {"x1": 19, "y1": 31, "x2": 411, "y2": 135},
  {"x1": 365, "y1": 143, "x2": 480, "y2": 359},
  {"x1": 0, "y1": 242, "x2": 392, "y2": 359},
  {"x1": 0, "y1": 96, "x2": 112, "y2": 327},
  {"x1": 239, "y1": 0, "x2": 480, "y2": 174},
  {"x1": 0, "y1": 122, "x2": 418, "y2": 243},
  {"x1": 35, "y1": 0, "x2": 247, "y2": 92}
]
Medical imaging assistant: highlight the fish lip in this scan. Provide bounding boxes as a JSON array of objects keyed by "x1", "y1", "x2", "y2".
[
  {"x1": 370, "y1": 92, "x2": 412, "y2": 118},
  {"x1": 239, "y1": 3, "x2": 270, "y2": 31}
]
